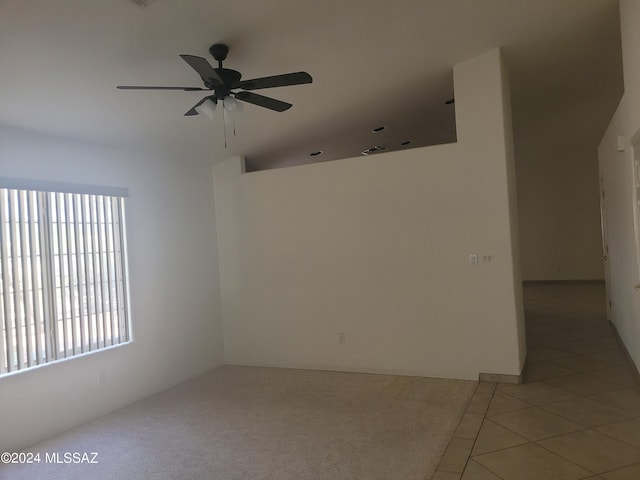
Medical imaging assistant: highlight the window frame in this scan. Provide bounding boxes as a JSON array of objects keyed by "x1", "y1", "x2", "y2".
[{"x1": 0, "y1": 178, "x2": 132, "y2": 376}]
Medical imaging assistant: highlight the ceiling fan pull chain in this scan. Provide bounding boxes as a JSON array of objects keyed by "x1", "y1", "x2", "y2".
[{"x1": 223, "y1": 109, "x2": 228, "y2": 148}]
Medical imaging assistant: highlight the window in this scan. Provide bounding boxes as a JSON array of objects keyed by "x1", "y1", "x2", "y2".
[{"x1": 0, "y1": 180, "x2": 130, "y2": 375}]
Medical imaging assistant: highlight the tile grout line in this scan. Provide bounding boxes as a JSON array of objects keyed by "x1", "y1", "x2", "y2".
[
  {"x1": 592, "y1": 461, "x2": 640, "y2": 477},
  {"x1": 433, "y1": 381, "x2": 503, "y2": 479},
  {"x1": 488, "y1": 386, "x2": 640, "y2": 446},
  {"x1": 460, "y1": 394, "x2": 490, "y2": 475},
  {"x1": 432, "y1": 382, "x2": 487, "y2": 477},
  {"x1": 532, "y1": 433, "x2": 600, "y2": 476},
  {"x1": 590, "y1": 427, "x2": 640, "y2": 451},
  {"x1": 531, "y1": 434, "x2": 640, "y2": 478},
  {"x1": 533, "y1": 398, "x2": 635, "y2": 429},
  {"x1": 463, "y1": 415, "x2": 509, "y2": 480},
  {"x1": 496, "y1": 379, "x2": 640, "y2": 410}
]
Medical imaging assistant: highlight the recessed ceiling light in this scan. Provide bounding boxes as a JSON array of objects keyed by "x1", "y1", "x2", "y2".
[
  {"x1": 401, "y1": 141, "x2": 412, "y2": 146},
  {"x1": 371, "y1": 126, "x2": 386, "y2": 133},
  {"x1": 445, "y1": 98, "x2": 455, "y2": 105},
  {"x1": 310, "y1": 151, "x2": 323, "y2": 157}
]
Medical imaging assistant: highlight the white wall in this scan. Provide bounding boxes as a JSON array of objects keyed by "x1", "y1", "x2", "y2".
[
  {"x1": 213, "y1": 49, "x2": 526, "y2": 381},
  {"x1": 0, "y1": 127, "x2": 224, "y2": 451},
  {"x1": 598, "y1": 0, "x2": 640, "y2": 371},
  {"x1": 517, "y1": 144, "x2": 605, "y2": 281}
]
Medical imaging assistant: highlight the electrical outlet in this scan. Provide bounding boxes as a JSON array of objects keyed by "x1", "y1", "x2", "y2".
[
  {"x1": 339, "y1": 333, "x2": 346, "y2": 345},
  {"x1": 469, "y1": 254, "x2": 478, "y2": 266}
]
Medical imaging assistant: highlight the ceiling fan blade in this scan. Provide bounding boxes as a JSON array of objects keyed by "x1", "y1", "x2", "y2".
[
  {"x1": 180, "y1": 54, "x2": 223, "y2": 85},
  {"x1": 235, "y1": 72, "x2": 312, "y2": 90},
  {"x1": 235, "y1": 91, "x2": 292, "y2": 112},
  {"x1": 117, "y1": 85, "x2": 207, "y2": 91},
  {"x1": 184, "y1": 95, "x2": 216, "y2": 116}
]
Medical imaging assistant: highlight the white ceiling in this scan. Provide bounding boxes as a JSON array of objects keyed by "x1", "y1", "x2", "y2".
[{"x1": 0, "y1": 0, "x2": 623, "y2": 170}]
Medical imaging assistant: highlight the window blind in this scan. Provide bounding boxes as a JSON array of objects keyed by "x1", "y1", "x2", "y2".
[{"x1": 0, "y1": 186, "x2": 130, "y2": 375}]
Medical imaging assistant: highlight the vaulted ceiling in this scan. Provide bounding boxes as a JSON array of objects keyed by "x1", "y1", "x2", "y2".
[{"x1": 0, "y1": 0, "x2": 623, "y2": 171}]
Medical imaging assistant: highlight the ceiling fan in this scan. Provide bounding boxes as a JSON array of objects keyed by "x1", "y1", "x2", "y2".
[{"x1": 117, "y1": 43, "x2": 313, "y2": 117}]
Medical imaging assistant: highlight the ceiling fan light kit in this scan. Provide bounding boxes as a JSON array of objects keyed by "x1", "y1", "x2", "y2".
[
  {"x1": 223, "y1": 96, "x2": 239, "y2": 112},
  {"x1": 117, "y1": 43, "x2": 313, "y2": 120},
  {"x1": 194, "y1": 98, "x2": 217, "y2": 120}
]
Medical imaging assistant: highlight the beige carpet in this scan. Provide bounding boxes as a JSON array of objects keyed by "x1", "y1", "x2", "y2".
[{"x1": 1, "y1": 366, "x2": 476, "y2": 480}]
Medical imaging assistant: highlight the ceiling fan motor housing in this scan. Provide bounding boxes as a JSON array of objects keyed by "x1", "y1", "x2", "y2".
[{"x1": 205, "y1": 68, "x2": 242, "y2": 99}]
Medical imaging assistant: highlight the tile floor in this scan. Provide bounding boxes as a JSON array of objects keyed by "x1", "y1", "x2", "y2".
[{"x1": 433, "y1": 281, "x2": 640, "y2": 480}]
